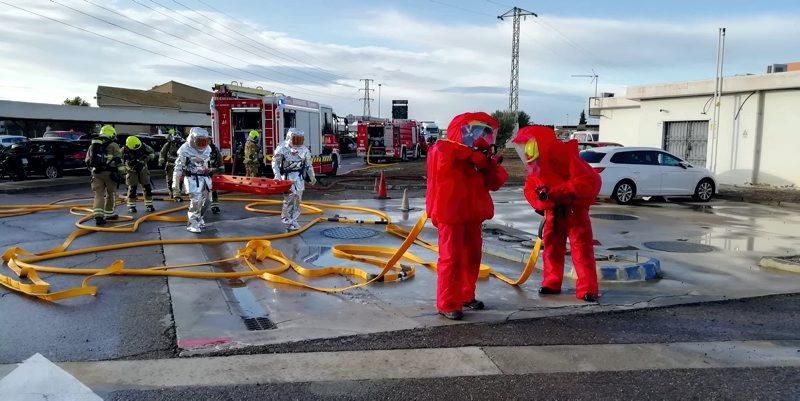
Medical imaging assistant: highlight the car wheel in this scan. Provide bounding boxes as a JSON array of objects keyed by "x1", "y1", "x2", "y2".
[
  {"x1": 692, "y1": 178, "x2": 714, "y2": 202},
  {"x1": 612, "y1": 180, "x2": 636, "y2": 205},
  {"x1": 45, "y1": 164, "x2": 61, "y2": 179}
]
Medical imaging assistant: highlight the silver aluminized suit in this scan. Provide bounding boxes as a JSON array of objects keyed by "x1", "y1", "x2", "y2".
[
  {"x1": 173, "y1": 127, "x2": 213, "y2": 233},
  {"x1": 271, "y1": 129, "x2": 316, "y2": 230}
]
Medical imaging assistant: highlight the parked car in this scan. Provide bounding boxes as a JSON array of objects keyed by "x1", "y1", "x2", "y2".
[
  {"x1": 25, "y1": 139, "x2": 88, "y2": 178},
  {"x1": 578, "y1": 141, "x2": 622, "y2": 151},
  {"x1": 0, "y1": 135, "x2": 27, "y2": 148},
  {"x1": 0, "y1": 143, "x2": 28, "y2": 181},
  {"x1": 568, "y1": 131, "x2": 598, "y2": 142},
  {"x1": 581, "y1": 147, "x2": 716, "y2": 205},
  {"x1": 42, "y1": 131, "x2": 89, "y2": 141}
]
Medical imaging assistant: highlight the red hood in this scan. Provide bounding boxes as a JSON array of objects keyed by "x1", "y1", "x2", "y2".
[
  {"x1": 446, "y1": 112, "x2": 498, "y2": 144},
  {"x1": 514, "y1": 125, "x2": 576, "y2": 179}
]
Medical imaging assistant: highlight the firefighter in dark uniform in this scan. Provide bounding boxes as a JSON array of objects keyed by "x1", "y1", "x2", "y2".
[
  {"x1": 209, "y1": 139, "x2": 224, "y2": 214},
  {"x1": 244, "y1": 130, "x2": 260, "y2": 177},
  {"x1": 123, "y1": 135, "x2": 156, "y2": 214},
  {"x1": 159, "y1": 128, "x2": 184, "y2": 201},
  {"x1": 85, "y1": 124, "x2": 125, "y2": 226}
]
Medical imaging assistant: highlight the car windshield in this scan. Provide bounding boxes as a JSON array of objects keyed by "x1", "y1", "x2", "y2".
[{"x1": 580, "y1": 151, "x2": 606, "y2": 163}]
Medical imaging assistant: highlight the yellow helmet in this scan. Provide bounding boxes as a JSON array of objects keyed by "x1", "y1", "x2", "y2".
[
  {"x1": 248, "y1": 130, "x2": 259, "y2": 141},
  {"x1": 99, "y1": 124, "x2": 116, "y2": 139},
  {"x1": 126, "y1": 136, "x2": 142, "y2": 150},
  {"x1": 167, "y1": 128, "x2": 176, "y2": 137},
  {"x1": 524, "y1": 140, "x2": 539, "y2": 162}
]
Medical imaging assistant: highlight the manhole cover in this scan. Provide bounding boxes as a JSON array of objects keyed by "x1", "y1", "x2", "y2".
[
  {"x1": 590, "y1": 214, "x2": 639, "y2": 221},
  {"x1": 321, "y1": 226, "x2": 380, "y2": 239},
  {"x1": 643, "y1": 241, "x2": 715, "y2": 253},
  {"x1": 242, "y1": 317, "x2": 276, "y2": 331},
  {"x1": 607, "y1": 245, "x2": 640, "y2": 251}
]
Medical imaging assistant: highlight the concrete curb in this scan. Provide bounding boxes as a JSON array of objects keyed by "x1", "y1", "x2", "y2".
[
  {"x1": 759, "y1": 256, "x2": 800, "y2": 274},
  {"x1": 0, "y1": 172, "x2": 166, "y2": 194}
]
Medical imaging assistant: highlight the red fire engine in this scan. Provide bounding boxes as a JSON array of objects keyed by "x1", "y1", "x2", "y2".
[
  {"x1": 356, "y1": 119, "x2": 426, "y2": 161},
  {"x1": 210, "y1": 83, "x2": 339, "y2": 176}
]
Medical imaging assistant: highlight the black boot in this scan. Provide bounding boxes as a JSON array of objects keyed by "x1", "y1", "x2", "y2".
[
  {"x1": 146, "y1": 205, "x2": 155, "y2": 212},
  {"x1": 582, "y1": 293, "x2": 599, "y2": 303},
  {"x1": 438, "y1": 310, "x2": 464, "y2": 321},
  {"x1": 174, "y1": 196, "x2": 183, "y2": 203},
  {"x1": 128, "y1": 206, "x2": 137, "y2": 214},
  {"x1": 211, "y1": 206, "x2": 220, "y2": 214},
  {"x1": 463, "y1": 299, "x2": 485, "y2": 310},
  {"x1": 538, "y1": 287, "x2": 561, "y2": 295},
  {"x1": 95, "y1": 216, "x2": 106, "y2": 226},
  {"x1": 106, "y1": 214, "x2": 119, "y2": 220}
]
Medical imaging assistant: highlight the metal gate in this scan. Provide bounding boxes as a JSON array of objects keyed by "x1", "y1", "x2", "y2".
[{"x1": 663, "y1": 121, "x2": 708, "y2": 167}]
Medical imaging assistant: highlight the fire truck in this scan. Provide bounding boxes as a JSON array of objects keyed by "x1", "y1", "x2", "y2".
[
  {"x1": 356, "y1": 119, "x2": 426, "y2": 161},
  {"x1": 210, "y1": 83, "x2": 339, "y2": 176}
]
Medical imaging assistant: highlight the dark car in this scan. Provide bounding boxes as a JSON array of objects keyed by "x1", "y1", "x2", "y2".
[
  {"x1": 25, "y1": 139, "x2": 88, "y2": 178},
  {"x1": 42, "y1": 131, "x2": 89, "y2": 141},
  {"x1": 116, "y1": 134, "x2": 168, "y2": 169}
]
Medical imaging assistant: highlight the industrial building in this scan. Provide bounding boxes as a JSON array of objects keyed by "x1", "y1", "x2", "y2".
[{"x1": 590, "y1": 70, "x2": 800, "y2": 187}]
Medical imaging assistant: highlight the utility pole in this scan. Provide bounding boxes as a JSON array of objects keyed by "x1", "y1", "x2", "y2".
[
  {"x1": 710, "y1": 28, "x2": 726, "y2": 173},
  {"x1": 498, "y1": 7, "x2": 537, "y2": 137},
  {"x1": 359, "y1": 78, "x2": 375, "y2": 119},
  {"x1": 378, "y1": 83, "x2": 382, "y2": 119}
]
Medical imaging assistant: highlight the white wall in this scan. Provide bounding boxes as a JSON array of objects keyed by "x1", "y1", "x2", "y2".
[{"x1": 597, "y1": 89, "x2": 800, "y2": 187}]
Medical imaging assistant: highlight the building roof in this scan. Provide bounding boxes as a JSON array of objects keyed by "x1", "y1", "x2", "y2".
[
  {"x1": 592, "y1": 71, "x2": 800, "y2": 111},
  {"x1": 0, "y1": 100, "x2": 210, "y2": 126},
  {"x1": 96, "y1": 81, "x2": 212, "y2": 110}
]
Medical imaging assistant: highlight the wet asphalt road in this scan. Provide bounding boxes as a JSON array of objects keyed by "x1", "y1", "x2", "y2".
[{"x1": 106, "y1": 366, "x2": 800, "y2": 401}]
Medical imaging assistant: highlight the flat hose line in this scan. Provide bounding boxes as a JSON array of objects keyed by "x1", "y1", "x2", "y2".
[{"x1": 0, "y1": 196, "x2": 541, "y2": 301}]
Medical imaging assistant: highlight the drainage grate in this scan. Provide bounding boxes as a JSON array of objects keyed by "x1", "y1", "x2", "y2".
[
  {"x1": 321, "y1": 226, "x2": 380, "y2": 239},
  {"x1": 607, "y1": 245, "x2": 640, "y2": 251},
  {"x1": 643, "y1": 241, "x2": 715, "y2": 253},
  {"x1": 590, "y1": 214, "x2": 639, "y2": 221},
  {"x1": 242, "y1": 317, "x2": 276, "y2": 331}
]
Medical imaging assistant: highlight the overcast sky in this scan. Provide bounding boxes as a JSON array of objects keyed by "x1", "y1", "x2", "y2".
[{"x1": 1, "y1": 0, "x2": 799, "y2": 126}]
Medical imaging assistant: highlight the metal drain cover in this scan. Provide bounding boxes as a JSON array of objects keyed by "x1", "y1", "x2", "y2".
[
  {"x1": 590, "y1": 214, "x2": 639, "y2": 221},
  {"x1": 643, "y1": 241, "x2": 715, "y2": 253},
  {"x1": 322, "y1": 226, "x2": 380, "y2": 239},
  {"x1": 243, "y1": 317, "x2": 276, "y2": 331}
]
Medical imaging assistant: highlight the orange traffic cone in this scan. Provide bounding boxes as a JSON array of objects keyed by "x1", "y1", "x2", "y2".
[{"x1": 375, "y1": 172, "x2": 389, "y2": 199}]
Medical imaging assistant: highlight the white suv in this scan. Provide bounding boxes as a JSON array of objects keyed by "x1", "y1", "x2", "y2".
[{"x1": 580, "y1": 147, "x2": 716, "y2": 204}]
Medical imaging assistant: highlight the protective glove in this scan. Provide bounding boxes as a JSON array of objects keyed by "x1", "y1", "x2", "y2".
[
  {"x1": 172, "y1": 176, "x2": 183, "y2": 195},
  {"x1": 159, "y1": 158, "x2": 165, "y2": 167},
  {"x1": 310, "y1": 175, "x2": 317, "y2": 186},
  {"x1": 469, "y1": 150, "x2": 489, "y2": 170}
]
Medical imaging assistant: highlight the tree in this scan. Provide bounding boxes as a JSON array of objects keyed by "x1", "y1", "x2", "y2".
[
  {"x1": 490, "y1": 110, "x2": 532, "y2": 146},
  {"x1": 63, "y1": 96, "x2": 90, "y2": 106},
  {"x1": 517, "y1": 110, "x2": 531, "y2": 128},
  {"x1": 578, "y1": 110, "x2": 587, "y2": 127}
]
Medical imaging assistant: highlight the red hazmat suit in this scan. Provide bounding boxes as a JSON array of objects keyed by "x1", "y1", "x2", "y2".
[
  {"x1": 513, "y1": 126, "x2": 601, "y2": 300},
  {"x1": 426, "y1": 112, "x2": 508, "y2": 313}
]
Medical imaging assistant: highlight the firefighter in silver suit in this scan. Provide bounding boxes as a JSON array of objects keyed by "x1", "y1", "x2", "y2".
[
  {"x1": 271, "y1": 128, "x2": 316, "y2": 231},
  {"x1": 173, "y1": 127, "x2": 213, "y2": 233}
]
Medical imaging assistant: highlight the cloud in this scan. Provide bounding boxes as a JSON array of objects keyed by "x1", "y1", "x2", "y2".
[{"x1": 0, "y1": 1, "x2": 799, "y2": 125}]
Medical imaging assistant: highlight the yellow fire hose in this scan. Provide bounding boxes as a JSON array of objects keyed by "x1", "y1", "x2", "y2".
[{"x1": 0, "y1": 196, "x2": 541, "y2": 302}]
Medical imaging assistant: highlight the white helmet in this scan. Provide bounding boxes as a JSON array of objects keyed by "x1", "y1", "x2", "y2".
[
  {"x1": 286, "y1": 128, "x2": 305, "y2": 148},
  {"x1": 188, "y1": 127, "x2": 210, "y2": 151}
]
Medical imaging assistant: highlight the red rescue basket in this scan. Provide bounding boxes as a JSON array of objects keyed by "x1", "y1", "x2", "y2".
[{"x1": 212, "y1": 175, "x2": 293, "y2": 195}]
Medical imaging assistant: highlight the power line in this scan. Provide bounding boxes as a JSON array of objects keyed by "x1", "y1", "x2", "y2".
[
  {"x1": 79, "y1": 0, "x2": 343, "y2": 99},
  {"x1": 150, "y1": 0, "x2": 342, "y2": 87},
  {"x1": 50, "y1": 0, "x2": 338, "y2": 100},
  {"x1": 534, "y1": 17, "x2": 602, "y2": 68},
  {"x1": 191, "y1": 0, "x2": 348, "y2": 81},
  {"x1": 1, "y1": 1, "x2": 336, "y2": 101},
  {"x1": 428, "y1": 0, "x2": 494, "y2": 17}
]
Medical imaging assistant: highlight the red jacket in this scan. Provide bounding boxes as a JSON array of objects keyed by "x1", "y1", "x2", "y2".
[
  {"x1": 426, "y1": 112, "x2": 508, "y2": 226},
  {"x1": 515, "y1": 126, "x2": 600, "y2": 211}
]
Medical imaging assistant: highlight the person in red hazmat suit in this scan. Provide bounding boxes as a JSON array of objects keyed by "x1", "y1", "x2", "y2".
[
  {"x1": 426, "y1": 112, "x2": 508, "y2": 320},
  {"x1": 512, "y1": 125, "x2": 601, "y2": 302}
]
